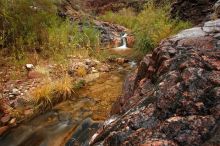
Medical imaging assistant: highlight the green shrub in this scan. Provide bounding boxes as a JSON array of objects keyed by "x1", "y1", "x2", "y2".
[
  {"x1": 0, "y1": 0, "x2": 100, "y2": 61},
  {"x1": 0, "y1": 0, "x2": 57, "y2": 48},
  {"x1": 99, "y1": 8, "x2": 137, "y2": 29},
  {"x1": 99, "y1": 1, "x2": 191, "y2": 54}
]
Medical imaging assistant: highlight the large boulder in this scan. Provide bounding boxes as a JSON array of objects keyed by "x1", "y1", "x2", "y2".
[{"x1": 89, "y1": 19, "x2": 220, "y2": 146}]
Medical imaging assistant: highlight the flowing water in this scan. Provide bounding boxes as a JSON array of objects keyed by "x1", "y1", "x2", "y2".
[
  {"x1": 110, "y1": 33, "x2": 133, "y2": 57},
  {"x1": 0, "y1": 35, "x2": 135, "y2": 146},
  {"x1": 0, "y1": 65, "x2": 135, "y2": 146}
]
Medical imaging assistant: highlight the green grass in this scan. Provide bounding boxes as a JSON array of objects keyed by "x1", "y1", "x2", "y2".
[
  {"x1": 0, "y1": 0, "x2": 101, "y2": 63},
  {"x1": 99, "y1": 1, "x2": 191, "y2": 54}
]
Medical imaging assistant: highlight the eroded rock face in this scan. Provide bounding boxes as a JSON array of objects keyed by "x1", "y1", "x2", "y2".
[
  {"x1": 85, "y1": 0, "x2": 148, "y2": 14},
  {"x1": 90, "y1": 19, "x2": 220, "y2": 146},
  {"x1": 171, "y1": 0, "x2": 217, "y2": 24}
]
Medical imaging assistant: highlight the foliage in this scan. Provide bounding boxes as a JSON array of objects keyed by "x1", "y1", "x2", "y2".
[
  {"x1": 74, "y1": 80, "x2": 86, "y2": 89},
  {"x1": 75, "y1": 66, "x2": 87, "y2": 77},
  {"x1": 99, "y1": 1, "x2": 191, "y2": 54},
  {"x1": 0, "y1": 0, "x2": 100, "y2": 61},
  {"x1": 99, "y1": 8, "x2": 137, "y2": 29}
]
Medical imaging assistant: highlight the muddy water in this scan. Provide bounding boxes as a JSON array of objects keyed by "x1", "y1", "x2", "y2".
[{"x1": 0, "y1": 68, "x2": 133, "y2": 146}]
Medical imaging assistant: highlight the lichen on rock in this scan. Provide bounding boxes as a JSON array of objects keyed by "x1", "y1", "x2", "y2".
[{"x1": 90, "y1": 18, "x2": 220, "y2": 146}]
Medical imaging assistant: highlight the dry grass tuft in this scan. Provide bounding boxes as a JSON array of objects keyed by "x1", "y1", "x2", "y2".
[
  {"x1": 54, "y1": 75, "x2": 75, "y2": 100},
  {"x1": 31, "y1": 83, "x2": 53, "y2": 107},
  {"x1": 34, "y1": 65, "x2": 50, "y2": 77},
  {"x1": 75, "y1": 66, "x2": 87, "y2": 77},
  {"x1": 30, "y1": 75, "x2": 75, "y2": 109}
]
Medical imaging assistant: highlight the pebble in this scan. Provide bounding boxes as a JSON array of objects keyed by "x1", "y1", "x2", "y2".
[
  {"x1": 1, "y1": 114, "x2": 11, "y2": 123},
  {"x1": 9, "y1": 118, "x2": 16, "y2": 126},
  {"x1": 91, "y1": 67, "x2": 98, "y2": 73},
  {"x1": 25, "y1": 64, "x2": 34, "y2": 70},
  {"x1": 3, "y1": 90, "x2": 10, "y2": 93},
  {"x1": 99, "y1": 65, "x2": 110, "y2": 72},
  {"x1": 9, "y1": 95, "x2": 16, "y2": 100},
  {"x1": 12, "y1": 88, "x2": 19, "y2": 95}
]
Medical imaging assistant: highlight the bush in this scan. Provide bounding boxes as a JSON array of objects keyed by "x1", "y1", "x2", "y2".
[
  {"x1": 0, "y1": 0, "x2": 100, "y2": 60},
  {"x1": 99, "y1": 1, "x2": 191, "y2": 54},
  {"x1": 0, "y1": 0, "x2": 57, "y2": 49},
  {"x1": 99, "y1": 8, "x2": 137, "y2": 29}
]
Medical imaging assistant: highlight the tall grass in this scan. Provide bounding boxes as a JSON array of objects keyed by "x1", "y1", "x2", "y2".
[
  {"x1": 99, "y1": 1, "x2": 191, "y2": 54},
  {"x1": 31, "y1": 75, "x2": 75, "y2": 109},
  {"x1": 0, "y1": 0, "x2": 100, "y2": 62}
]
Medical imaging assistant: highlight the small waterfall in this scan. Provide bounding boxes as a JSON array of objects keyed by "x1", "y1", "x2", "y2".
[
  {"x1": 120, "y1": 37, "x2": 127, "y2": 48},
  {"x1": 114, "y1": 33, "x2": 129, "y2": 51}
]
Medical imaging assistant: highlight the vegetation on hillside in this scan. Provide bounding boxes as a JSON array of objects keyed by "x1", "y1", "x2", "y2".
[
  {"x1": 0, "y1": 0, "x2": 191, "y2": 61},
  {"x1": 99, "y1": 1, "x2": 191, "y2": 54},
  {"x1": 0, "y1": 0, "x2": 100, "y2": 63},
  {"x1": 0, "y1": 0, "x2": 191, "y2": 112}
]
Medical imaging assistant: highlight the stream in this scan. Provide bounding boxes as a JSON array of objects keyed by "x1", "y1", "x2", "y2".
[
  {"x1": 0, "y1": 71, "x2": 127, "y2": 146},
  {"x1": 0, "y1": 34, "x2": 135, "y2": 146}
]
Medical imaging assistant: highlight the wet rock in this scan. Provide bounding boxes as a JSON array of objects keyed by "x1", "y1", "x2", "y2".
[
  {"x1": 93, "y1": 20, "x2": 130, "y2": 46},
  {"x1": 0, "y1": 126, "x2": 9, "y2": 136},
  {"x1": 126, "y1": 35, "x2": 135, "y2": 48},
  {"x1": 115, "y1": 58, "x2": 129, "y2": 64},
  {"x1": 90, "y1": 19, "x2": 220, "y2": 146}
]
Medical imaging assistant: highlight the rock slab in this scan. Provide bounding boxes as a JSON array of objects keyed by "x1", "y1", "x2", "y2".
[{"x1": 90, "y1": 19, "x2": 220, "y2": 146}]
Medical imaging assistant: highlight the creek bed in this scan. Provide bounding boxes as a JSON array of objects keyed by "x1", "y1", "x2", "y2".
[{"x1": 0, "y1": 68, "x2": 134, "y2": 146}]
